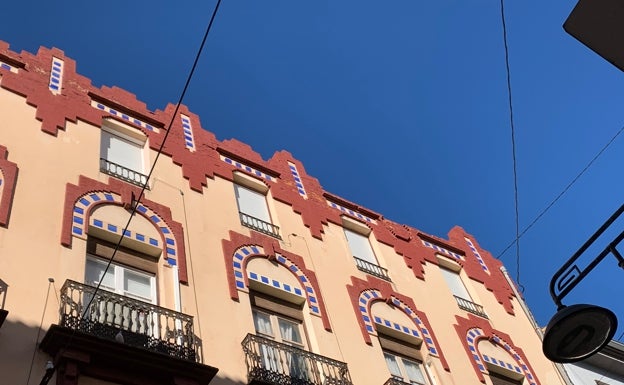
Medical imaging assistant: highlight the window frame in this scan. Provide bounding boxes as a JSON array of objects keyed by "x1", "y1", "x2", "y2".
[
  {"x1": 343, "y1": 226, "x2": 391, "y2": 281},
  {"x1": 252, "y1": 308, "x2": 307, "y2": 349},
  {"x1": 233, "y1": 180, "x2": 281, "y2": 239},
  {"x1": 234, "y1": 183, "x2": 272, "y2": 224},
  {"x1": 85, "y1": 255, "x2": 157, "y2": 305},
  {"x1": 383, "y1": 350, "x2": 428, "y2": 385},
  {"x1": 100, "y1": 127, "x2": 146, "y2": 172},
  {"x1": 439, "y1": 266, "x2": 472, "y2": 301},
  {"x1": 99, "y1": 121, "x2": 149, "y2": 187}
]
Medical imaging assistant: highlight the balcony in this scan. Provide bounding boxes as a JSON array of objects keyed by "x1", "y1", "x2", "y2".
[
  {"x1": 242, "y1": 333, "x2": 352, "y2": 385},
  {"x1": 454, "y1": 295, "x2": 488, "y2": 319},
  {"x1": 100, "y1": 158, "x2": 149, "y2": 188},
  {"x1": 354, "y1": 257, "x2": 391, "y2": 281},
  {"x1": 383, "y1": 377, "x2": 417, "y2": 385},
  {"x1": 240, "y1": 212, "x2": 281, "y2": 239},
  {"x1": 58, "y1": 280, "x2": 197, "y2": 360},
  {"x1": 40, "y1": 280, "x2": 217, "y2": 385}
]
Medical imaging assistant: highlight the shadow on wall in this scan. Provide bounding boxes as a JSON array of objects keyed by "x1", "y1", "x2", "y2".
[
  {"x1": 210, "y1": 375, "x2": 248, "y2": 385},
  {"x1": 0, "y1": 318, "x2": 50, "y2": 385}
]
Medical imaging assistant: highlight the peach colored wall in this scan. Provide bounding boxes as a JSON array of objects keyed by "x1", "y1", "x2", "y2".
[{"x1": 0, "y1": 52, "x2": 566, "y2": 385}]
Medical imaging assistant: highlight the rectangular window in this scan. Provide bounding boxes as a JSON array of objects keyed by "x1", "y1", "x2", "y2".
[
  {"x1": 84, "y1": 256, "x2": 157, "y2": 338},
  {"x1": 440, "y1": 267, "x2": 488, "y2": 318},
  {"x1": 383, "y1": 352, "x2": 427, "y2": 385},
  {"x1": 344, "y1": 228, "x2": 377, "y2": 264},
  {"x1": 100, "y1": 129, "x2": 148, "y2": 187},
  {"x1": 235, "y1": 184, "x2": 271, "y2": 223},
  {"x1": 85, "y1": 256, "x2": 156, "y2": 304},
  {"x1": 439, "y1": 267, "x2": 471, "y2": 300},
  {"x1": 252, "y1": 309, "x2": 311, "y2": 381},
  {"x1": 235, "y1": 184, "x2": 281, "y2": 238},
  {"x1": 345, "y1": 228, "x2": 390, "y2": 281}
]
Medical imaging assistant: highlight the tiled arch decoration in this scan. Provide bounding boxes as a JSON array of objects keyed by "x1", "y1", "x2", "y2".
[
  {"x1": 60, "y1": 176, "x2": 188, "y2": 283},
  {"x1": 454, "y1": 314, "x2": 540, "y2": 384},
  {"x1": 346, "y1": 275, "x2": 450, "y2": 371},
  {"x1": 0, "y1": 40, "x2": 515, "y2": 316},
  {"x1": 222, "y1": 230, "x2": 331, "y2": 331},
  {"x1": 0, "y1": 145, "x2": 17, "y2": 227}
]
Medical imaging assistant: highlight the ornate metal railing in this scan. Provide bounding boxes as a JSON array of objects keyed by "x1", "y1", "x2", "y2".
[
  {"x1": 454, "y1": 295, "x2": 488, "y2": 319},
  {"x1": 100, "y1": 158, "x2": 149, "y2": 188},
  {"x1": 353, "y1": 257, "x2": 391, "y2": 281},
  {"x1": 383, "y1": 377, "x2": 415, "y2": 385},
  {"x1": 240, "y1": 212, "x2": 281, "y2": 239},
  {"x1": 242, "y1": 334, "x2": 352, "y2": 385},
  {"x1": 58, "y1": 280, "x2": 198, "y2": 362}
]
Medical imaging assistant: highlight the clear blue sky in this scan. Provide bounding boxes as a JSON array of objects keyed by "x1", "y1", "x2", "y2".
[{"x1": 3, "y1": 1, "x2": 624, "y2": 335}]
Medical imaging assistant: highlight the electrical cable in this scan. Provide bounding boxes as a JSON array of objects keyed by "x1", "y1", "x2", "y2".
[
  {"x1": 496, "y1": 123, "x2": 624, "y2": 259},
  {"x1": 44, "y1": 0, "x2": 223, "y2": 381},
  {"x1": 25, "y1": 279, "x2": 54, "y2": 385},
  {"x1": 499, "y1": 0, "x2": 524, "y2": 292}
]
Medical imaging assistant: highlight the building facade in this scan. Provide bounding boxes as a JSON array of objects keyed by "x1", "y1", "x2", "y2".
[
  {"x1": 563, "y1": 341, "x2": 624, "y2": 384},
  {"x1": 0, "y1": 41, "x2": 569, "y2": 385}
]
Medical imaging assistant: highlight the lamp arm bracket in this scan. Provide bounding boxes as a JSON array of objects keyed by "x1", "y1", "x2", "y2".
[{"x1": 549, "y1": 203, "x2": 624, "y2": 307}]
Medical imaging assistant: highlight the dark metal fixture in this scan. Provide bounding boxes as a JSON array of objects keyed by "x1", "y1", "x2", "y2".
[{"x1": 543, "y1": 203, "x2": 624, "y2": 362}]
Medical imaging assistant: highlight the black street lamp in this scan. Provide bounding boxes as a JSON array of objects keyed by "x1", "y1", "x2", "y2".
[{"x1": 543, "y1": 203, "x2": 624, "y2": 363}]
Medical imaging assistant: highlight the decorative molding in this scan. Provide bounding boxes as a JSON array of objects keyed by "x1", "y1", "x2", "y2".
[
  {"x1": 0, "y1": 40, "x2": 517, "y2": 316},
  {"x1": 287, "y1": 162, "x2": 307, "y2": 198},
  {"x1": 465, "y1": 237, "x2": 490, "y2": 274},
  {"x1": 61, "y1": 176, "x2": 188, "y2": 282},
  {"x1": 49, "y1": 57, "x2": 63, "y2": 94},
  {"x1": 222, "y1": 230, "x2": 330, "y2": 330},
  {"x1": 92, "y1": 100, "x2": 160, "y2": 132},
  {"x1": 220, "y1": 155, "x2": 276, "y2": 182},
  {"x1": 347, "y1": 275, "x2": 449, "y2": 371},
  {"x1": 454, "y1": 315, "x2": 539, "y2": 384},
  {"x1": 180, "y1": 114, "x2": 196, "y2": 152}
]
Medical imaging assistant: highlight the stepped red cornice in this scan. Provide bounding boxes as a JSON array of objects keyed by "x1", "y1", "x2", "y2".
[{"x1": 0, "y1": 41, "x2": 516, "y2": 313}]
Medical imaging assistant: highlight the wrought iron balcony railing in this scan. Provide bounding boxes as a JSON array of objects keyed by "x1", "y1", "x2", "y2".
[
  {"x1": 353, "y1": 257, "x2": 391, "y2": 281},
  {"x1": 240, "y1": 212, "x2": 281, "y2": 239},
  {"x1": 454, "y1": 295, "x2": 488, "y2": 319},
  {"x1": 58, "y1": 279, "x2": 198, "y2": 362},
  {"x1": 100, "y1": 158, "x2": 149, "y2": 188},
  {"x1": 384, "y1": 377, "x2": 424, "y2": 385},
  {"x1": 242, "y1": 333, "x2": 353, "y2": 385}
]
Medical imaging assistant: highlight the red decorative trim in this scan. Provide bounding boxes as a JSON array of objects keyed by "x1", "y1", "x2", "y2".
[
  {"x1": 454, "y1": 314, "x2": 540, "y2": 384},
  {"x1": 222, "y1": 230, "x2": 331, "y2": 331},
  {"x1": 346, "y1": 275, "x2": 450, "y2": 371},
  {"x1": 0, "y1": 40, "x2": 516, "y2": 316},
  {"x1": 0, "y1": 145, "x2": 17, "y2": 227},
  {"x1": 61, "y1": 176, "x2": 188, "y2": 283}
]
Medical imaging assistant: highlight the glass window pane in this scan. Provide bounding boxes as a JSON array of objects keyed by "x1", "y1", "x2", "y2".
[
  {"x1": 234, "y1": 184, "x2": 271, "y2": 222},
  {"x1": 123, "y1": 269, "x2": 152, "y2": 300},
  {"x1": 278, "y1": 318, "x2": 302, "y2": 345},
  {"x1": 384, "y1": 352, "x2": 403, "y2": 378},
  {"x1": 101, "y1": 131, "x2": 143, "y2": 172},
  {"x1": 440, "y1": 267, "x2": 471, "y2": 300},
  {"x1": 344, "y1": 229, "x2": 377, "y2": 264},
  {"x1": 253, "y1": 311, "x2": 274, "y2": 336},
  {"x1": 402, "y1": 358, "x2": 426, "y2": 384},
  {"x1": 85, "y1": 258, "x2": 115, "y2": 290}
]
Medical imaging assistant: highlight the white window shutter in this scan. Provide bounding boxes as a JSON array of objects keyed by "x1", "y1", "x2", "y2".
[
  {"x1": 440, "y1": 268, "x2": 472, "y2": 300},
  {"x1": 344, "y1": 229, "x2": 378, "y2": 264},
  {"x1": 101, "y1": 131, "x2": 144, "y2": 172},
  {"x1": 235, "y1": 184, "x2": 271, "y2": 222}
]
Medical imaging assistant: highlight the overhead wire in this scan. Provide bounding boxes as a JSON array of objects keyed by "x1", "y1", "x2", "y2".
[
  {"x1": 499, "y1": 0, "x2": 524, "y2": 291},
  {"x1": 495, "y1": 123, "x2": 624, "y2": 260},
  {"x1": 42, "y1": 0, "x2": 223, "y2": 382}
]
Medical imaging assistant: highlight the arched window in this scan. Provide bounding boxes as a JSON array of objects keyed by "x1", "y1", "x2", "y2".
[{"x1": 371, "y1": 301, "x2": 435, "y2": 385}]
